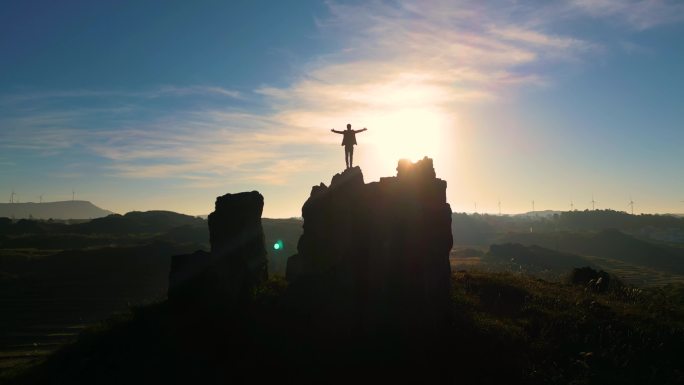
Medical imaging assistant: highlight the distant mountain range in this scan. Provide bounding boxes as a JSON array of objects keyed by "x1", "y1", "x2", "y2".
[{"x1": 0, "y1": 200, "x2": 113, "y2": 219}]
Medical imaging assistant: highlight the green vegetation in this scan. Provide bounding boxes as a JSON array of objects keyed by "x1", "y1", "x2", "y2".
[
  {"x1": 2, "y1": 209, "x2": 684, "y2": 382},
  {"x1": 454, "y1": 271, "x2": 684, "y2": 384},
  {"x1": 0, "y1": 211, "x2": 210, "y2": 371},
  {"x1": 450, "y1": 211, "x2": 684, "y2": 287},
  {"x1": 0, "y1": 211, "x2": 302, "y2": 371},
  {"x1": 452, "y1": 210, "x2": 684, "y2": 246},
  {"x1": 3, "y1": 270, "x2": 682, "y2": 384}
]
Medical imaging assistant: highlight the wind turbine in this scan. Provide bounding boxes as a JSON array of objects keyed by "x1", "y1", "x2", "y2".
[
  {"x1": 591, "y1": 194, "x2": 597, "y2": 211},
  {"x1": 570, "y1": 200, "x2": 574, "y2": 211},
  {"x1": 628, "y1": 195, "x2": 635, "y2": 215},
  {"x1": 39, "y1": 194, "x2": 43, "y2": 204},
  {"x1": 498, "y1": 198, "x2": 502, "y2": 216},
  {"x1": 532, "y1": 200, "x2": 535, "y2": 212},
  {"x1": 9, "y1": 190, "x2": 15, "y2": 204},
  {"x1": 474, "y1": 202, "x2": 477, "y2": 213},
  {"x1": 72, "y1": 189, "x2": 75, "y2": 201}
]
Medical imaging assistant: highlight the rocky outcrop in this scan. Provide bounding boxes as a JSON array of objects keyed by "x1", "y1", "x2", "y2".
[
  {"x1": 286, "y1": 157, "x2": 453, "y2": 332},
  {"x1": 169, "y1": 191, "x2": 268, "y2": 309},
  {"x1": 570, "y1": 266, "x2": 611, "y2": 293}
]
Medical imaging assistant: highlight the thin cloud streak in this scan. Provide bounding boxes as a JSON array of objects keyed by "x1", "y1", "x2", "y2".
[
  {"x1": 2, "y1": 0, "x2": 680, "y2": 194},
  {"x1": 570, "y1": 0, "x2": 684, "y2": 30},
  {"x1": 0, "y1": 85, "x2": 243, "y2": 105},
  {"x1": 0, "y1": 0, "x2": 610, "y2": 186},
  {"x1": 255, "y1": 0, "x2": 599, "y2": 167}
]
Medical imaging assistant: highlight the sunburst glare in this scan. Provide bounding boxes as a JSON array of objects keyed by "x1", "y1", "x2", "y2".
[{"x1": 363, "y1": 106, "x2": 450, "y2": 173}]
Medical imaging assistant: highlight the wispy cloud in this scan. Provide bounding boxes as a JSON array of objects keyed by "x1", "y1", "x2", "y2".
[
  {"x1": 0, "y1": 85, "x2": 243, "y2": 105},
  {"x1": 570, "y1": 0, "x2": 684, "y2": 30},
  {"x1": 264, "y1": 0, "x2": 598, "y2": 114},
  {"x1": 0, "y1": 107, "x2": 323, "y2": 185},
  {"x1": 1, "y1": 0, "x2": 681, "y2": 190},
  {"x1": 245, "y1": 0, "x2": 602, "y2": 169}
]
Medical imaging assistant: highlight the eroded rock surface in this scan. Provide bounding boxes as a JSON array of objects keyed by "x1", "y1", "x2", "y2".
[
  {"x1": 287, "y1": 157, "x2": 453, "y2": 331},
  {"x1": 169, "y1": 191, "x2": 267, "y2": 309}
]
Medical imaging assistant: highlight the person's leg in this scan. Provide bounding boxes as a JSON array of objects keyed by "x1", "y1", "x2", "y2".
[
  {"x1": 344, "y1": 147, "x2": 351, "y2": 169},
  {"x1": 349, "y1": 146, "x2": 354, "y2": 167}
]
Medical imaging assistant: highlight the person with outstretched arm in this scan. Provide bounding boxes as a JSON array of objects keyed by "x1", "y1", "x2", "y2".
[{"x1": 331, "y1": 123, "x2": 368, "y2": 169}]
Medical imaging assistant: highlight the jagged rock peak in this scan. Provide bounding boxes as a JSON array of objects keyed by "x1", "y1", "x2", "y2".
[
  {"x1": 330, "y1": 166, "x2": 364, "y2": 188},
  {"x1": 397, "y1": 156, "x2": 436, "y2": 180},
  {"x1": 287, "y1": 157, "x2": 453, "y2": 332}
]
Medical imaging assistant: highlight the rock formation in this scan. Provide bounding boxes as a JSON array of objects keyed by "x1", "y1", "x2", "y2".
[
  {"x1": 570, "y1": 266, "x2": 611, "y2": 293},
  {"x1": 286, "y1": 157, "x2": 453, "y2": 332},
  {"x1": 169, "y1": 191, "x2": 268, "y2": 309}
]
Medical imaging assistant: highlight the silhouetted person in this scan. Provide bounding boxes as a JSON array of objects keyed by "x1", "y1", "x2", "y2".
[{"x1": 331, "y1": 123, "x2": 368, "y2": 169}]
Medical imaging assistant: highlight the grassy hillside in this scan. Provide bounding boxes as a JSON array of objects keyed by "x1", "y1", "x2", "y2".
[
  {"x1": 3, "y1": 270, "x2": 682, "y2": 384},
  {"x1": 0, "y1": 212, "x2": 303, "y2": 370},
  {"x1": 500, "y1": 230, "x2": 684, "y2": 275},
  {"x1": 0, "y1": 242, "x2": 201, "y2": 370},
  {"x1": 483, "y1": 243, "x2": 595, "y2": 281},
  {"x1": 451, "y1": 210, "x2": 684, "y2": 246},
  {"x1": 4, "y1": 210, "x2": 684, "y2": 377},
  {"x1": 450, "y1": 212, "x2": 684, "y2": 286},
  {"x1": 0, "y1": 213, "x2": 300, "y2": 274}
]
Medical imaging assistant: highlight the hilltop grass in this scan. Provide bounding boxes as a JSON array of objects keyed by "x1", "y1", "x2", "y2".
[
  {"x1": 453, "y1": 271, "x2": 684, "y2": 384},
  {"x1": 4, "y1": 271, "x2": 683, "y2": 385}
]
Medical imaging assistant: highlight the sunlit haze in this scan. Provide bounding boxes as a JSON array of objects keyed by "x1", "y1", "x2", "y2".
[{"x1": 1, "y1": 1, "x2": 683, "y2": 217}]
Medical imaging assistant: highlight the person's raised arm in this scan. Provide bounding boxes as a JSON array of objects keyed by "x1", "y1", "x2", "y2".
[
  {"x1": 354, "y1": 128, "x2": 368, "y2": 133},
  {"x1": 331, "y1": 129, "x2": 343, "y2": 134}
]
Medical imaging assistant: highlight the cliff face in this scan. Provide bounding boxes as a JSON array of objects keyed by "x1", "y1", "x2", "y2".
[
  {"x1": 169, "y1": 191, "x2": 267, "y2": 309},
  {"x1": 287, "y1": 157, "x2": 453, "y2": 331}
]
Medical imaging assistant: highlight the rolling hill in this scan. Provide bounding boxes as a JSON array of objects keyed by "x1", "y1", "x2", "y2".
[{"x1": 0, "y1": 201, "x2": 112, "y2": 220}]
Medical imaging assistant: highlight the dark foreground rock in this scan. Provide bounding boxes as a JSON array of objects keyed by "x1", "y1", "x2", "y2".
[
  {"x1": 570, "y1": 266, "x2": 612, "y2": 292},
  {"x1": 286, "y1": 157, "x2": 453, "y2": 332},
  {"x1": 168, "y1": 191, "x2": 267, "y2": 309}
]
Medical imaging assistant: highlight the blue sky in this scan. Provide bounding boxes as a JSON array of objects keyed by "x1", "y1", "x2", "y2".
[{"x1": 1, "y1": 0, "x2": 683, "y2": 217}]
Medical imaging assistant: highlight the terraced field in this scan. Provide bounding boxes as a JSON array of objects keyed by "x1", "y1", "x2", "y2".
[
  {"x1": 584, "y1": 255, "x2": 684, "y2": 287},
  {"x1": 450, "y1": 248, "x2": 684, "y2": 287},
  {"x1": 450, "y1": 256, "x2": 481, "y2": 270}
]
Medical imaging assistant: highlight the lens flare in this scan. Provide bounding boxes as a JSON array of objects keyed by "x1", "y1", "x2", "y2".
[{"x1": 273, "y1": 240, "x2": 284, "y2": 250}]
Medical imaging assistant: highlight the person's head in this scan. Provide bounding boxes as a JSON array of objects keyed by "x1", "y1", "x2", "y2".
[{"x1": 346, "y1": 123, "x2": 351, "y2": 130}]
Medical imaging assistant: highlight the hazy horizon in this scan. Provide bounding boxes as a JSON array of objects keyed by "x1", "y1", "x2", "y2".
[
  {"x1": 2, "y1": 197, "x2": 683, "y2": 219},
  {"x1": 1, "y1": 1, "x2": 683, "y2": 218}
]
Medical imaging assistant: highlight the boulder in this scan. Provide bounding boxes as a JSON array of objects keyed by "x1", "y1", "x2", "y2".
[{"x1": 570, "y1": 266, "x2": 611, "y2": 293}]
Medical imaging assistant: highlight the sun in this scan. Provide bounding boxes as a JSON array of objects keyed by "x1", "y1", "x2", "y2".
[{"x1": 364, "y1": 107, "x2": 448, "y2": 171}]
